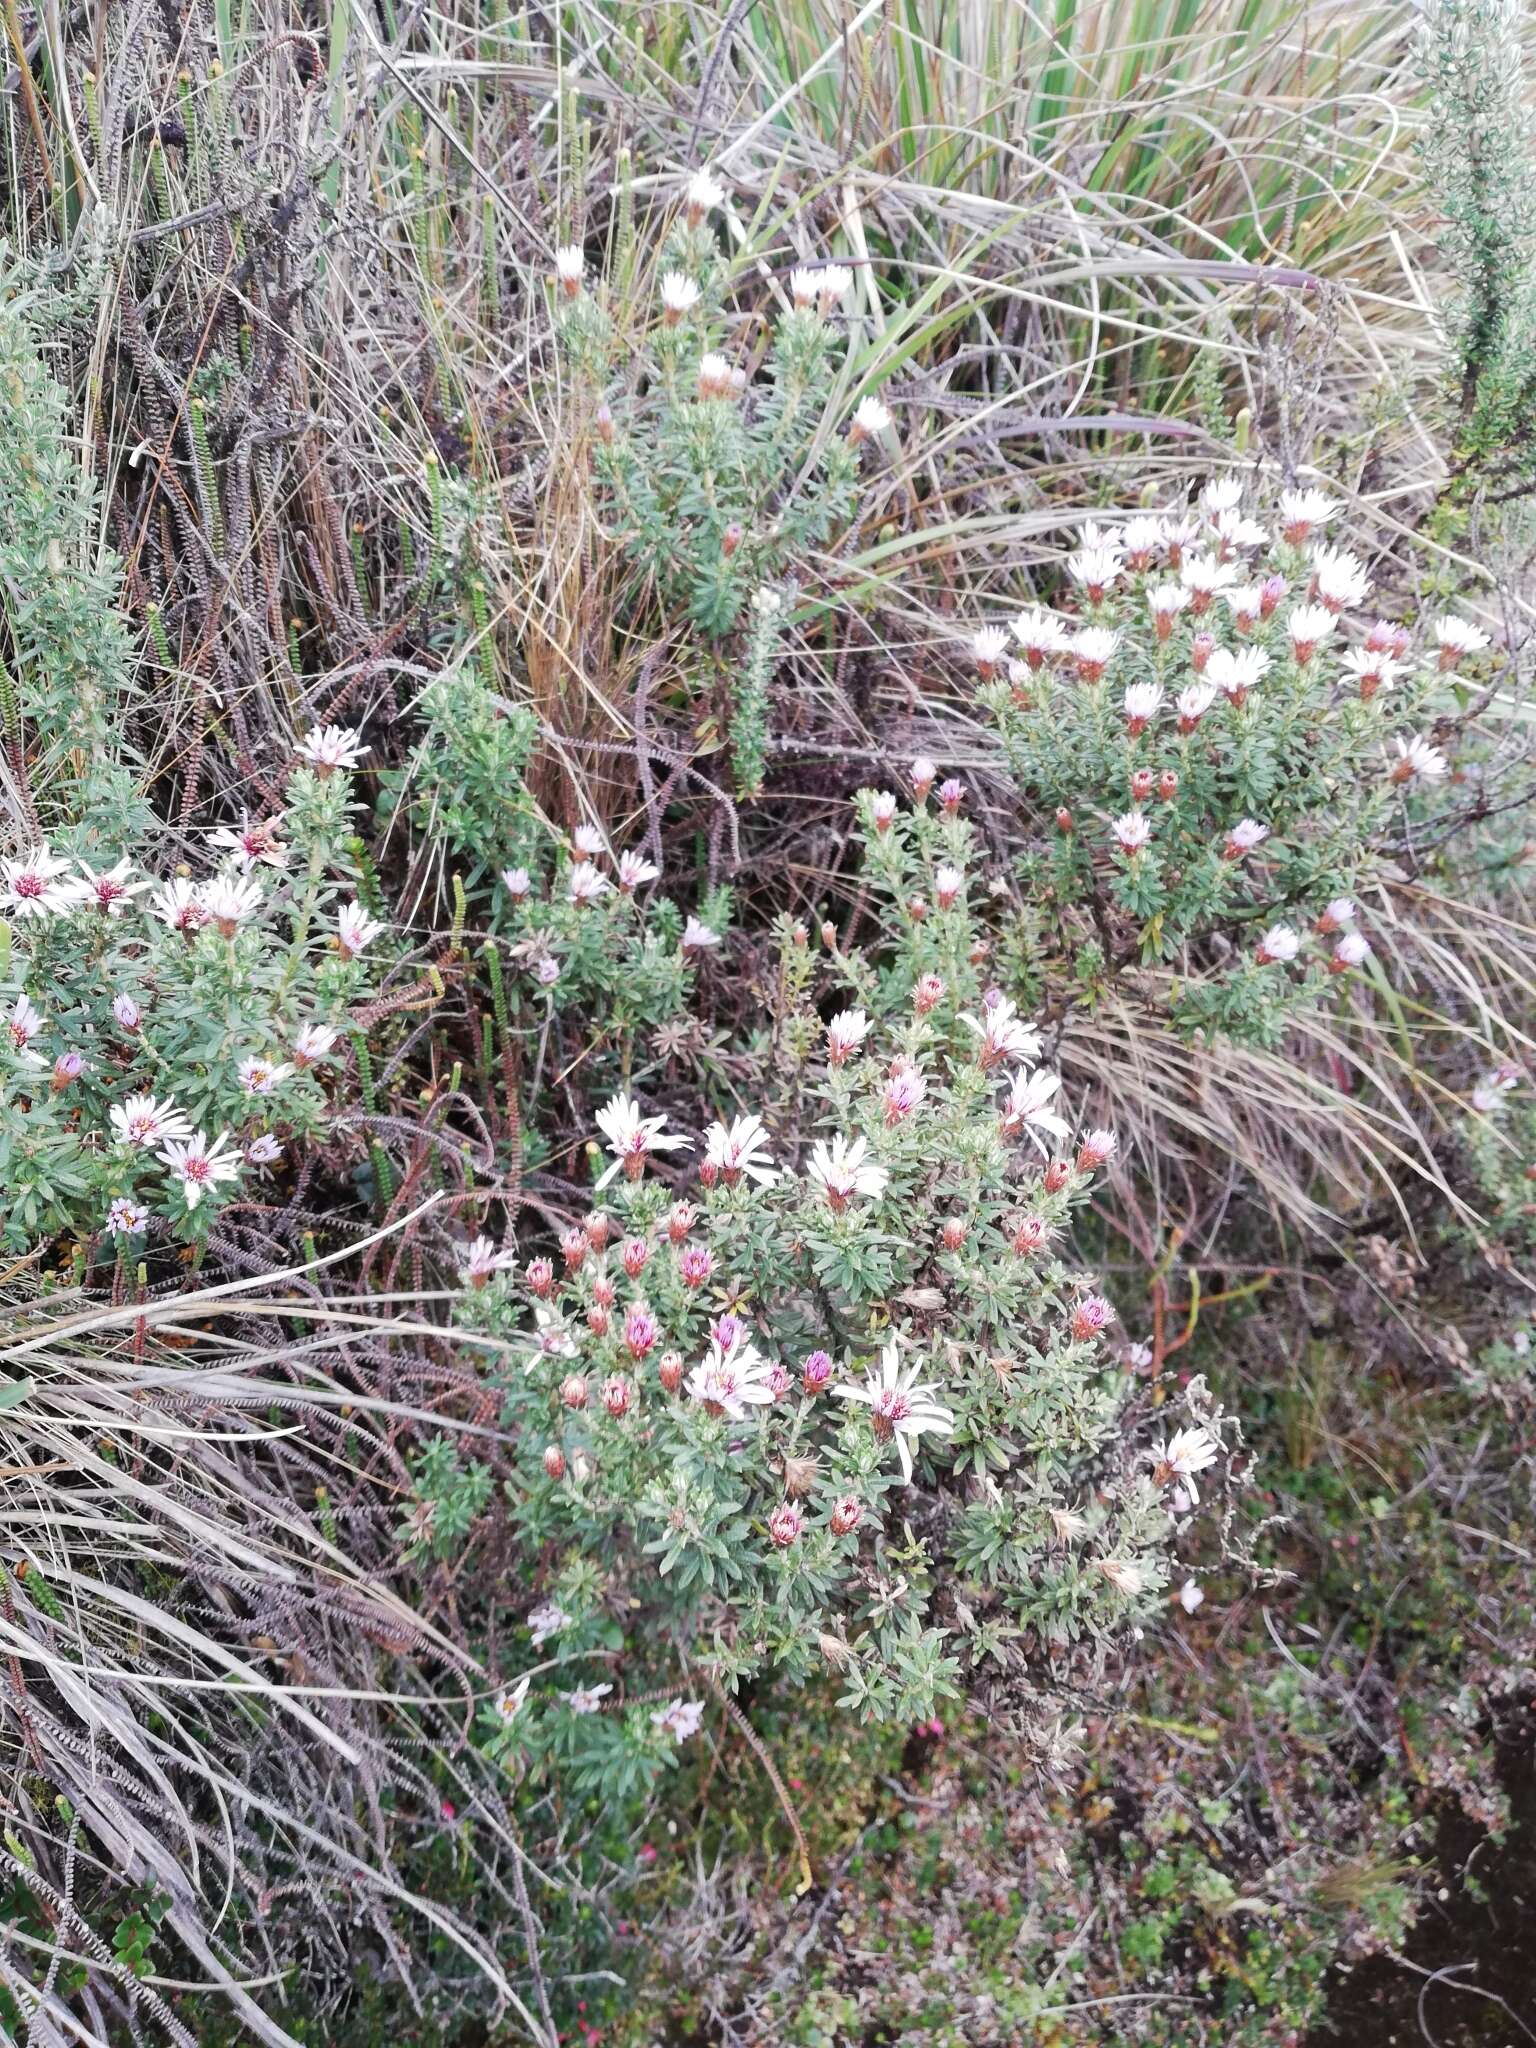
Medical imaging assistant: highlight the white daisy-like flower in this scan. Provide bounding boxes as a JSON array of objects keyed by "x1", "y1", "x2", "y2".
[
  {"x1": 848, "y1": 395, "x2": 890, "y2": 444},
  {"x1": 1209, "y1": 508, "x2": 1268, "y2": 551},
  {"x1": 245, "y1": 1134, "x2": 283, "y2": 1166},
  {"x1": 1198, "y1": 475, "x2": 1245, "y2": 516},
  {"x1": 1434, "y1": 614, "x2": 1491, "y2": 664},
  {"x1": 660, "y1": 271, "x2": 701, "y2": 318},
  {"x1": 1151, "y1": 1424, "x2": 1221, "y2": 1502},
  {"x1": 1148, "y1": 583, "x2": 1189, "y2": 620},
  {"x1": 1205, "y1": 646, "x2": 1270, "y2": 700},
  {"x1": 960, "y1": 995, "x2": 1041, "y2": 1069},
  {"x1": 617, "y1": 849, "x2": 660, "y2": 892},
  {"x1": 75, "y1": 858, "x2": 151, "y2": 917},
  {"x1": 1223, "y1": 583, "x2": 1264, "y2": 629},
  {"x1": 970, "y1": 624, "x2": 1012, "y2": 673},
  {"x1": 563, "y1": 1684, "x2": 613, "y2": 1715},
  {"x1": 1122, "y1": 681, "x2": 1164, "y2": 730},
  {"x1": 1066, "y1": 545, "x2": 1123, "y2": 599},
  {"x1": 1178, "y1": 552, "x2": 1240, "y2": 602},
  {"x1": 701, "y1": 1112, "x2": 778, "y2": 1188},
  {"x1": 1470, "y1": 1066, "x2": 1520, "y2": 1114},
  {"x1": 6, "y1": 993, "x2": 45, "y2": 1058},
  {"x1": 295, "y1": 724, "x2": 369, "y2": 775},
  {"x1": 572, "y1": 825, "x2": 606, "y2": 858},
  {"x1": 685, "y1": 167, "x2": 725, "y2": 217},
  {"x1": 336, "y1": 900, "x2": 385, "y2": 957},
  {"x1": 1, "y1": 844, "x2": 85, "y2": 919},
  {"x1": 1286, "y1": 602, "x2": 1338, "y2": 659},
  {"x1": 528, "y1": 1600, "x2": 571, "y2": 1648},
  {"x1": 1098, "y1": 1557, "x2": 1146, "y2": 1597},
  {"x1": 1332, "y1": 932, "x2": 1372, "y2": 969},
  {"x1": 1119, "y1": 513, "x2": 1164, "y2": 564},
  {"x1": 682, "y1": 916, "x2": 721, "y2": 952},
  {"x1": 553, "y1": 244, "x2": 584, "y2": 290},
  {"x1": 292, "y1": 1022, "x2": 339, "y2": 1066},
  {"x1": 200, "y1": 873, "x2": 264, "y2": 936},
  {"x1": 207, "y1": 816, "x2": 290, "y2": 870},
  {"x1": 106, "y1": 1197, "x2": 150, "y2": 1238},
  {"x1": 1390, "y1": 733, "x2": 1449, "y2": 783},
  {"x1": 1224, "y1": 818, "x2": 1269, "y2": 855},
  {"x1": 237, "y1": 1055, "x2": 293, "y2": 1095},
  {"x1": 653, "y1": 1698, "x2": 706, "y2": 1741},
  {"x1": 833, "y1": 1336, "x2": 955, "y2": 1484},
  {"x1": 494, "y1": 1675, "x2": 532, "y2": 1721},
  {"x1": 109, "y1": 1092, "x2": 194, "y2": 1148},
  {"x1": 999, "y1": 1067, "x2": 1069, "y2": 1150},
  {"x1": 1012, "y1": 605, "x2": 1072, "y2": 661},
  {"x1": 566, "y1": 860, "x2": 611, "y2": 907},
  {"x1": 1111, "y1": 809, "x2": 1153, "y2": 855},
  {"x1": 1339, "y1": 647, "x2": 1404, "y2": 695},
  {"x1": 157, "y1": 1128, "x2": 241, "y2": 1209},
  {"x1": 594, "y1": 1092, "x2": 693, "y2": 1189},
  {"x1": 1071, "y1": 625, "x2": 1120, "y2": 679},
  {"x1": 805, "y1": 1132, "x2": 888, "y2": 1210},
  {"x1": 1255, "y1": 923, "x2": 1301, "y2": 965},
  {"x1": 151, "y1": 877, "x2": 209, "y2": 932},
  {"x1": 1278, "y1": 487, "x2": 1338, "y2": 542},
  {"x1": 501, "y1": 865, "x2": 533, "y2": 899},
  {"x1": 685, "y1": 1331, "x2": 776, "y2": 1419},
  {"x1": 1176, "y1": 681, "x2": 1218, "y2": 729},
  {"x1": 790, "y1": 262, "x2": 852, "y2": 310},
  {"x1": 1310, "y1": 543, "x2": 1372, "y2": 612},
  {"x1": 696, "y1": 351, "x2": 734, "y2": 398},
  {"x1": 1178, "y1": 1578, "x2": 1205, "y2": 1613}
]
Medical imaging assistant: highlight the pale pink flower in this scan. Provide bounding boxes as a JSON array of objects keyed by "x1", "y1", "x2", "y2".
[
  {"x1": 109, "y1": 1092, "x2": 192, "y2": 1148},
  {"x1": 1223, "y1": 818, "x2": 1269, "y2": 858},
  {"x1": 295, "y1": 724, "x2": 368, "y2": 775},
  {"x1": 151, "y1": 878, "x2": 209, "y2": 932},
  {"x1": 336, "y1": 900, "x2": 385, "y2": 957},
  {"x1": 653, "y1": 1698, "x2": 705, "y2": 1740},
  {"x1": 106, "y1": 1198, "x2": 150, "y2": 1237},
  {"x1": 7, "y1": 993, "x2": 44, "y2": 1057},
  {"x1": 617, "y1": 849, "x2": 660, "y2": 892},
  {"x1": 999, "y1": 1067, "x2": 1069, "y2": 1150},
  {"x1": 806, "y1": 1132, "x2": 888, "y2": 1210},
  {"x1": 701, "y1": 1112, "x2": 777, "y2": 1188},
  {"x1": 75, "y1": 858, "x2": 150, "y2": 916},
  {"x1": 594, "y1": 1092, "x2": 692, "y2": 1189},
  {"x1": 563, "y1": 1684, "x2": 613, "y2": 1715},
  {"x1": 881, "y1": 1063, "x2": 926, "y2": 1125},
  {"x1": 158, "y1": 1129, "x2": 241, "y2": 1209},
  {"x1": 112, "y1": 994, "x2": 141, "y2": 1032},
  {"x1": 529, "y1": 1601, "x2": 571, "y2": 1648},
  {"x1": 245, "y1": 1134, "x2": 283, "y2": 1166},
  {"x1": 201, "y1": 873, "x2": 264, "y2": 936},
  {"x1": 1331, "y1": 932, "x2": 1372, "y2": 971},
  {"x1": 1122, "y1": 682, "x2": 1164, "y2": 733},
  {"x1": 826, "y1": 1008, "x2": 871, "y2": 1066},
  {"x1": 293, "y1": 1022, "x2": 339, "y2": 1066},
  {"x1": 2, "y1": 845, "x2": 84, "y2": 919},
  {"x1": 833, "y1": 1337, "x2": 954, "y2": 1483},
  {"x1": 460, "y1": 1235, "x2": 516, "y2": 1288},
  {"x1": 870, "y1": 790, "x2": 898, "y2": 832},
  {"x1": 961, "y1": 995, "x2": 1040, "y2": 1070},
  {"x1": 567, "y1": 860, "x2": 611, "y2": 907},
  {"x1": 1070, "y1": 1294, "x2": 1115, "y2": 1341}
]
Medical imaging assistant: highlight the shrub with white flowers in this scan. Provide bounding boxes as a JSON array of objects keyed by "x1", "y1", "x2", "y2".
[
  {"x1": 554, "y1": 168, "x2": 890, "y2": 793},
  {"x1": 974, "y1": 479, "x2": 1489, "y2": 1046},
  {"x1": 0, "y1": 733, "x2": 387, "y2": 1251},
  {"x1": 444, "y1": 800, "x2": 1227, "y2": 1755}
]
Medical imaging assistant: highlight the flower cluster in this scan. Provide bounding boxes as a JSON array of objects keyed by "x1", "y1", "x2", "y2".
[
  {"x1": 447, "y1": 805, "x2": 1224, "y2": 1732},
  {"x1": 0, "y1": 732, "x2": 386, "y2": 1249},
  {"x1": 975, "y1": 478, "x2": 1486, "y2": 1044}
]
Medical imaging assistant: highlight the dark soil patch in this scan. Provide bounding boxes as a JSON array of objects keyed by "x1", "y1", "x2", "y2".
[{"x1": 1309, "y1": 1717, "x2": 1536, "y2": 2047}]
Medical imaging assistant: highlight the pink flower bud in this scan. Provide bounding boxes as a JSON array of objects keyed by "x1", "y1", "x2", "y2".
[
  {"x1": 622, "y1": 1237, "x2": 650, "y2": 1278},
  {"x1": 829, "y1": 1496, "x2": 863, "y2": 1536},
  {"x1": 768, "y1": 1501, "x2": 803, "y2": 1548},
  {"x1": 560, "y1": 1228, "x2": 587, "y2": 1271},
  {"x1": 1012, "y1": 1215, "x2": 1047, "y2": 1254},
  {"x1": 1043, "y1": 1159, "x2": 1070, "y2": 1194},
  {"x1": 796, "y1": 1350, "x2": 831, "y2": 1395},
  {"x1": 667, "y1": 1201, "x2": 695, "y2": 1243},
  {"x1": 1055, "y1": 807, "x2": 1073, "y2": 834},
  {"x1": 602, "y1": 1374, "x2": 632, "y2": 1417},
  {"x1": 1070, "y1": 1294, "x2": 1115, "y2": 1342},
  {"x1": 592, "y1": 1273, "x2": 616, "y2": 1309},
  {"x1": 526, "y1": 1257, "x2": 555, "y2": 1297},
  {"x1": 584, "y1": 1212, "x2": 611, "y2": 1251},
  {"x1": 587, "y1": 1305, "x2": 610, "y2": 1337},
  {"x1": 623, "y1": 1305, "x2": 657, "y2": 1359},
  {"x1": 560, "y1": 1375, "x2": 588, "y2": 1410},
  {"x1": 1190, "y1": 633, "x2": 1214, "y2": 673},
  {"x1": 1157, "y1": 771, "x2": 1179, "y2": 801},
  {"x1": 542, "y1": 1445, "x2": 566, "y2": 1480},
  {"x1": 677, "y1": 1242, "x2": 714, "y2": 1288},
  {"x1": 658, "y1": 1351, "x2": 684, "y2": 1393},
  {"x1": 940, "y1": 1217, "x2": 967, "y2": 1252},
  {"x1": 1129, "y1": 768, "x2": 1153, "y2": 802},
  {"x1": 913, "y1": 972, "x2": 945, "y2": 1015}
]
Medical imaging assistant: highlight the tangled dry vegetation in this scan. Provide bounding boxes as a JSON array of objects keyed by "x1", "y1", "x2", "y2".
[{"x1": 2, "y1": 1, "x2": 1536, "y2": 2043}]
